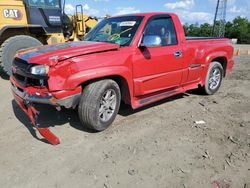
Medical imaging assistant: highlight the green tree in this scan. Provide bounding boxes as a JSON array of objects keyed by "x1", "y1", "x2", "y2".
[
  {"x1": 225, "y1": 21, "x2": 233, "y2": 38},
  {"x1": 183, "y1": 16, "x2": 250, "y2": 44},
  {"x1": 186, "y1": 23, "x2": 200, "y2": 36},
  {"x1": 200, "y1": 23, "x2": 212, "y2": 37},
  {"x1": 233, "y1": 17, "x2": 249, "y2": 43}
]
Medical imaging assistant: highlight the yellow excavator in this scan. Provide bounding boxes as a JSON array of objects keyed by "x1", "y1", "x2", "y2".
[{"x1": 0, "y1": 0, "x2": 98, "y2": 75}]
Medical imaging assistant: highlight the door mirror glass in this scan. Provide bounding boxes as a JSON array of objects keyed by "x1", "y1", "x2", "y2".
[{"x1": 141, "y1": 35, "x2": 162, "y2": 47}]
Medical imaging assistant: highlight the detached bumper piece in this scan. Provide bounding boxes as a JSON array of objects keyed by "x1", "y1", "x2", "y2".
[
  {"x1": 13, "y1": 90, "x2": 60, "y2": 145},
  {"x1": 10, "y1": 76, "x2": 61, "y2": 145},
  {"x1": 10, "y1": 69, "x2": 82, "y2": 145}
]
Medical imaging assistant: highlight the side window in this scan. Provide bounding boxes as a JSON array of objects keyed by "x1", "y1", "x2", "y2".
[
  {"x1": 29, "y1": 0, "x2": 60, "y2": 8},
  {"x1": 29, "y1": 0, "x2": 45, "y2": 7},
  {"x1": 144, "y1": 17, "x2": 178, "y2": 46}
]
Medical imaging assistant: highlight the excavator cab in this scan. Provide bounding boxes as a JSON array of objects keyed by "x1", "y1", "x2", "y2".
[{"x1": 24, "y1": 0, "x2": 63, "y2": 33}]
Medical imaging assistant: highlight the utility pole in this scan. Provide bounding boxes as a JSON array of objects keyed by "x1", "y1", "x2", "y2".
[{"x1": 212, "y1": 0, "x2": 227, "y2": 37}]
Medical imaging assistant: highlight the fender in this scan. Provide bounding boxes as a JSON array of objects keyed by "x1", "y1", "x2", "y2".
[
  {"x1": 199, "y1": 51, "x2": 228, "y2": 85},
  {"x1": 66, "y1": 66, "x2": 133, "y2": 88},
  {"x1": 205, "y1": 51, "x2": 228, "y2": 65},
  {"x1": 61, "y1": 66, "x2": 134, "y2": 101}
]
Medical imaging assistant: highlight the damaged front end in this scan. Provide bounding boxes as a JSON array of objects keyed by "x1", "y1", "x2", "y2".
[{"x1": 10, "y1": 58, "x2": 81, "y2": 145}]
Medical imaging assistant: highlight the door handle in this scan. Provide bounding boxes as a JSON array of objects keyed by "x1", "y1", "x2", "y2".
[{"x1": 174, "y1": 51, "x2": 182, "y2": 58}]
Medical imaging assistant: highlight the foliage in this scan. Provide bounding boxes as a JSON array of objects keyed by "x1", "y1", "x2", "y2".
[{"x1": 183, "y1": 16, "x2": 250, "y2": 44}]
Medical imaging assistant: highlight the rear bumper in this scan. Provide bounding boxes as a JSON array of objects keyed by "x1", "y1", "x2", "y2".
[{"x1": 10, "y1": 76, "x2": 81, "y2": 108}]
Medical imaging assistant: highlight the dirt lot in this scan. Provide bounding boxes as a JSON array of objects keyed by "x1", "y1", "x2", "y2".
[{"x1": 0, "y1": 54, "x2": 249, "y2": 188}]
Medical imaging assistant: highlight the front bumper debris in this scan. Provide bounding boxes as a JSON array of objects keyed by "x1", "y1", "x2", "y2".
[
  {"x1": 12, "y1": 90, "x2": 60, "y2": 145},
  {"x1": 10, "y1": 76, "x2": 81, "y2": 145},
  {"x1": 11, "y1": 81, "x2": 81, "y2": 109}
]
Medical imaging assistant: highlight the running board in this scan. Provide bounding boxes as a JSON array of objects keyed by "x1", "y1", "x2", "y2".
[{"x1": 133, "y1": 88, "x2": 184, "y2": 109}]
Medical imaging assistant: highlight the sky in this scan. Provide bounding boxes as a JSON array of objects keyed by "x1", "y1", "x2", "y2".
[{"x1": 64, "y1": 0, "x2": 250, "y2": 24}]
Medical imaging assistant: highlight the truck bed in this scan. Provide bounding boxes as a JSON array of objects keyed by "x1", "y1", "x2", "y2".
[{"x1": 185, "y1": 37, "x2": 232, "y2": 51}]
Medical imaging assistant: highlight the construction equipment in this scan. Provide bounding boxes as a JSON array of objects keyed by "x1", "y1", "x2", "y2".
[
  {"x1": 0, "y1": 0, "x2": 98, "y2": 75},
  {"x1": 212, "y1": 0, "x2": 227, "y2": 37}
]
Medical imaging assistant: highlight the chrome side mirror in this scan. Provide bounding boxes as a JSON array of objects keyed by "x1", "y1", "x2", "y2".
[{"x1": 140, "y1": 35, "x2": 162, "y2": 47}]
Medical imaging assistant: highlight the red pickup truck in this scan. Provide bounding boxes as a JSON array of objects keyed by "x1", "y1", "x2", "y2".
[{"x1": 10, "y1": 12, "x2": 234, "y2": 144}]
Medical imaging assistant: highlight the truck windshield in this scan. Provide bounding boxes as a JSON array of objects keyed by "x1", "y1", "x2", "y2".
[
  {"x1": 84, "y1": 16, "x2": 144, "y2": 46},
  {"x1": 28, "y1": 0, "x2": 60, "y2": 9}
]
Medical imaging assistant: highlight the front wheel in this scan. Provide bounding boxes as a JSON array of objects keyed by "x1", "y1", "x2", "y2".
[
  {"x1": 78, "y1": 79, "x2": 121, "y2": 131},
  {"x1": 201, "y1": 61, "x2": 224, "y2": 95}
]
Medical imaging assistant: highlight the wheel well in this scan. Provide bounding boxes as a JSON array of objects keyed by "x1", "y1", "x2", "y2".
[
  {"x1": 211, "y1": 57, "x2": 227, "y2": 77},
  {"x1": 0, "y1": 27, "x2": 47, "y2": 45},
  {"x1": 81, "y1": 75, "x2": 131, "y2": 105}
]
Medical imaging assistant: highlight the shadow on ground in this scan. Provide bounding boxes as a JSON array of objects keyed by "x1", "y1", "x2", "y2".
[
  {"x1": 12, "y1": 100, "x2": 94, "y2": 144},
  {"x1": 118, "y1": 93, "x2": 188, "y2": 116},
  {"x1": 12, "y1": 93, "x2": 189, "y2": 144}
]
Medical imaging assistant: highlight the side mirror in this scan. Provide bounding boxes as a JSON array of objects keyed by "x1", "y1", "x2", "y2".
[{"x1": 140, "y1": 35, "x2": 162, "y2": 48}]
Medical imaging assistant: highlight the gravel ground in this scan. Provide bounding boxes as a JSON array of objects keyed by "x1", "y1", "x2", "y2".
[{"x1": 0, "y1": 55, "x2": 249, "y2": 188}]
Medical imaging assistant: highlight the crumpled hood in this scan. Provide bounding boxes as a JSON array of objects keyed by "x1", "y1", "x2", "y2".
[{"x1": 16, "y1": 41, "x2": 120, "y2": 66}]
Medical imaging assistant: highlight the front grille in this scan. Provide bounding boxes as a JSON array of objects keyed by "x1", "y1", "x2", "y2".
[
  {"x1": 13, "y1": 58, "x2": 30, "y2": 70},
  {"x1": 13, "y1": 73, "x2": 26, "y2": 85},
  {"x1": 12, "y1": 58, "x2": 48, "y2": 87}
]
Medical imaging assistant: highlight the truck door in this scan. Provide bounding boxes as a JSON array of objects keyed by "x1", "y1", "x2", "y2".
[{"x1": 133, "y1": 15, "x2": 184, "y2": 96}]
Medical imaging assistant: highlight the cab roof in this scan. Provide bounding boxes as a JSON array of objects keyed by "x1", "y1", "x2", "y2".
[{"x1": 114, "y1": 12, "x2": 175, "y2": 18}]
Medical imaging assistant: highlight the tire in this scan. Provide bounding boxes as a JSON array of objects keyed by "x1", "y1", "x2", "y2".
[
  {"x1": 78, "y1": 79, "x2": 121, "y2": 131},
  {"x1": 201, "y1": 61, "x2": 224, "y2": 95},
  {"x1": 0, "y1": 35, "x2": 42, "y2": 75}
]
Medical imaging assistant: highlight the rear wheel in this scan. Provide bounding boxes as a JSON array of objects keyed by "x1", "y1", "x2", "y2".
[
  {"x1": 201, "y1": 61, "x2": 224, "y2": 95},
  {"x1": 0, "y1": 35, "x2": 42, "y2": 75},
  {"x1": 78, "y1": 79, "x2": 121, "y2": 131}
]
